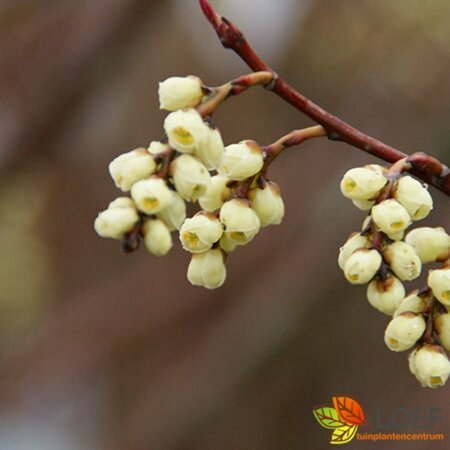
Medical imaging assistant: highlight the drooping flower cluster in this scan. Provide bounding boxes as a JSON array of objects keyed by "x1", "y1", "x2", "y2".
[
  {"x1": 338, "y1": 164, "x2": 450, "y2": 388},
  {"x1": 94, "y1": 76, "x2": 285, "y2": 289}
]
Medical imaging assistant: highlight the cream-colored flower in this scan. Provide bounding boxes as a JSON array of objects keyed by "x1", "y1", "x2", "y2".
[
  {"x1": 158, "y1": 76, "x2": 204, "y2": 111},
  {"x1": 352, "y1": 199, "x2": 375, "y2": 211},
  {"x1": 340, "y1": 166, "x2": 387, "y2": 201},
  {"x1": 94, "y1": 203, "x2": 139, "y2": 239},
  {"x1": 394, "y1": 290, "x2": 432, "y2": 318},
  {"x1": 435, "y1": 313, "x2": 450, "y2": 351},
  {"x1": 108, "y1": 197, "x2": 136, "y2": 209},
  {"x1": 164, "y1": 109, "x2": 210, "y2": 153},
  {"x1": 405, "y1": 227, "x2": 450, "y2": 263},
  {"x1": 179, "y1": 212, "x2": 223, "y2": 253},
  {"x1": 199, "y1": 175, "x2": 231, "y2": 212},
  {"x1": 218, "y1": 140, "x2": 264, "y2": 181},
  {"x1": 427, "y1": 268, "x2": 450, "y2": 306},
  {"x1": 142, "y1": 219, "x2": 172, "y2": 256},
  {"x1": 384, "y1": 313, "x2": 426, "y2": 352},
  {"x1": 219, "y1": 233, "x2": 238, "y2": 253},
  {"x1": 170, "y1": 154, "x2": 211, "y2": 201},
  {"x1": 130, "y1": 177, "x2": 173, "y2": 214},
  {"x1": 157, "y1": 191, "x2": 186, "y2": 231},
  {"x1": 338, "y1": 233, "x2": 372, "y2": 271},
  {"x1": 220, "y1": 199, "x2": 261, "y2": 246},
  {"x1": 394, "y1": 176, "x2": 433, "y2": 220},
  {"x1": 248, "y1": 182, "x2": 285, "y2": 227},
  {"x1": 361, "y1": 216, "x2": 372, "y2": 231},
  {"x1": 343, "y1": 249, "x2": 382, "y2": 285},
  {"x1": 196, "y1": 126, "x2": 224, "y2": 170},
  {"x1": 187, "y1": 248, "x2": 226, "y2": 289},
  {"x1": 372, "y1": 199, "x2": 411, "y2": 235},
  {"x1": 148, "y1": 140, "x2": 171, "y2": 156},
  {"x1": 365, "y1": 164, "x2": 387, "y2": 174},
  {"x1": 108, "y1": 148, "x2": 156, "y2": 192},
  {"x1": 384, "y1": 241, "x2": 422, "y2": 281},
  {"x1": 386, "y1": 230, "x2": 405, "y2": 241},
  {"x1": 366, "y1": 275, "x2": 405, "y2": 315},
  {"x1": 409, "y1": 344, "x2": 450, "y2": 388}
]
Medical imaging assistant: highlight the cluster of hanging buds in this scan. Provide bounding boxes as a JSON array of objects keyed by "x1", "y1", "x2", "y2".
[
  {"x1": 338, "y1": 161, "x2": 450, "y2": 388},
  {"x1": 94, "y1": 72, "x2": 294, "y2": 289},
  {"x1": 94, "y1": 0, "x2": 450, "y2": 391}
]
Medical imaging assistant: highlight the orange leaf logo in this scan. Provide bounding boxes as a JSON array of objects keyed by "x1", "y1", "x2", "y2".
[{"x1": 332, "y1": 396, "x2": 366, "y2": 426}]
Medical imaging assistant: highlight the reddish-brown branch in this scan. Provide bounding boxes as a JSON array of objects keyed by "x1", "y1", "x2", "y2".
[{"x1": 198, "y1": 0, "x2": 450, "y2": 196}]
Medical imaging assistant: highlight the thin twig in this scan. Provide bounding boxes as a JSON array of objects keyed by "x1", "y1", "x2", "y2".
[
  {"x1": 198, "y1": 0, "x2": 450, "y2": 195},
  {"x1": 197, "y1": 71, "x2": 274, "y2": 117},
  {"x1": 232, "y1": 125, "x2": 326, "y2": 199},
  {"x1": 262, "y1": 125, "x2": 326, "y2": 174}
]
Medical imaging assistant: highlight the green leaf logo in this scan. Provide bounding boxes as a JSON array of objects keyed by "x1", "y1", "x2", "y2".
[{"x1": 313, "y1": 406, "x2": 345, "y2": 429}]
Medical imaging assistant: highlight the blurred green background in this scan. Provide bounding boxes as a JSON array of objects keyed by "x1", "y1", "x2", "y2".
[{"x1": 0, "y1": 0, "x2": 449, "y2": 449}]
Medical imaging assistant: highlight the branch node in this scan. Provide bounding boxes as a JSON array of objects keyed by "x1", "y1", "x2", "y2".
[
  {"x1": 264, "y1": 75, "x2": 278, "y2": 91},
  {"x1": 328, "y1": 131, "x2": 342, "y2": 141}
]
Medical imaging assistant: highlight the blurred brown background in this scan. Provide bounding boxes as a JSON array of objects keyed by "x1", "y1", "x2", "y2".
[{"x1": 0, "y1": 0, "x2": 449, "y2": 449}]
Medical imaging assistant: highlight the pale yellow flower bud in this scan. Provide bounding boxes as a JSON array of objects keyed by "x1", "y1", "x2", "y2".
[
  {"x1": 340, "y1": 166, "x2": 387, "y2": 201},
  {"x1": 394, "y1": 290, "x2": 432, "y2": 318},
  {"x1": 352, "y1": 199, "x2": 375, "y2": 211},
  {"x1": 427, "y1": 268, "x2": 450, "y2": 306},
  {"x1": 372, "y1": 199, "x2": 411, "y2": 235},
  {"x1": 338, "y1": 232, "x2": 372, "y2": 271},
  {"x1": 148, "y1": 140, "x2": 171, "y2": 156},
  {"x1": 179, "y1": 212, "x2": 223, "y2": 253},
  {"x1": 365, "y1": 164, "x2": 387, "y2": 174},
  {"x1": 164, "y1": 109, "x2": 210, "y2": 153},
  {"x1": 171, "y1": 154, "x2": 211, "y2": 201},
  {"x1": 218, "y1": 140, "x2": 264, "y2": 181},
  {"x1": 220, "y1": 199, "x2": 261, "y2": 246},
  {"x1": 343, "y1": 249, "x2": 382, "y2": 284},
  {"x1": 394, "y1": 176, "x2": 433, "y2": 220},
  {"x1": 198, "y1": 175, "x2": 231, "y2": 212},
  {"x1": 435, "y1": 313, "x2": 450, "y2": 351},
  {"x1": 405, "y1": 227, "x2": 450, "y2": 263},
  {"x1": 248, "y1": 182, "x2": 285, "y2": 227},
  {"x1": 157, "y1": 191, "x2": 186, "y2": 231},
  {"x1": 94, "y1": 205, "x2": 139, "y2": 239},
  {"x1": 130, "y1": 177, "x2": 173, "y2": 214},
  {"x1": 187, "y1": 248, "x2": 226, "y2": 289},
  {"x1": 196, "y1": 127, "x2": 224, "y2": 170},
  {"x1": 142, "y1": 219, "x2": 172, "y2": 256},
  {"x1": 409, "y1": 344, "x2": 450, "y2": 388},
  {"x1": 219, "y1": 233, "x2": 238, "y2": 253},
  {"x1": 386, "y1": 230, "x2": 405, "y2": 241},
  {"x1": 108, "y1": 148, "x2": 156, "y2": 192},
  {"x1": 366, "y1": 275, "x2": 405, "y2": 315},
  {"x1": 158, "y1": 76, "x2": 204, "y2": 111},
  {"x1": 361, "y1": 216, "x2": 372, "y2": 231},
  {"x1": 108, "y1": 197, "x2": 136, "y2": 210},
  {"x1": 384, "y1": 241, "x2": 422, "y2": 281},
  {"x1": 384, "y1": 313, "x2": 426, "y2": 352}
]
